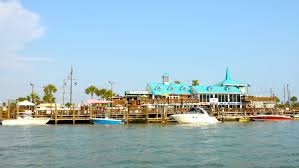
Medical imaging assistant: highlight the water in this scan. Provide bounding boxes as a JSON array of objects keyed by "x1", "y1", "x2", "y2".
[{"x1": 1, "y1": 122, "x2": 299, "y2": 168}]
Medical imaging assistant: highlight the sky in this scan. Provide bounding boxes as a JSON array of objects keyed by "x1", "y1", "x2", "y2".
[{"x1": 0, "y1": 0, "x2": 298, "y2": 103}]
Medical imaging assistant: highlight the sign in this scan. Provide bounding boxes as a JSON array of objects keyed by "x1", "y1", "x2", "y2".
[
  {"x1": 199, "y1": 102, "x2": 210, "y2": 106},
  {"x1": 126, "y1": 91, "x2": 149, "y2": 95},
  {"x1": 209, "y1": 98, "x2": 219, "y2": 105},
  {"x1": 218, "y1": 102, "x2": 229, "y2": 106},
  {"x1": 228, "y1": 102, "x2": 241, "y2": 106}
]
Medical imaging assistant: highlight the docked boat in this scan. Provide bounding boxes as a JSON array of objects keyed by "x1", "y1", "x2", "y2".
[
  {"x1": 251, "y1": 115, "x2": 292, "y2": 121},
  {"x1": 1, "y1": 111, "x2": 50, "y2": 126},
  {"x1": 171, "y1": 107, "x2": 219, "y2": 124},
  {"x1": 239, "y1": 117, "x2": 251, "y2": 122},
  {"x1": 293, "y1": 115, "x2": 299, "y2": 120},
  {"x1": 91, "y1": 118, "x2": 124, "y2": 125}
]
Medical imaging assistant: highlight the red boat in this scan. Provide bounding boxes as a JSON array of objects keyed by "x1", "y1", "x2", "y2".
[{"x1": 251, "y1": 115, "x2": 292, "y2": 121}]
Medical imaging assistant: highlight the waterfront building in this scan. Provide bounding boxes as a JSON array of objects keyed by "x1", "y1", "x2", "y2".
[
  {"x1": 146, "y1": 73, "x2": 192, "y2": 99},
  {"x1": 143, "y1": 68, "x2": 249, "y2": 108},
  {"x1": 125, "y1": 91, "x2": 150, "y2": 101},
  {"x1": 192, "y1": 68, "x2": 249, "y2": 108},
  {"x1": 243, "y1": 96, "x2": 277, "y2": 109}
]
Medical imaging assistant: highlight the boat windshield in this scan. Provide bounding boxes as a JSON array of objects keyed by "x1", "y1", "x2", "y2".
[{"x1": 189, "y1": 108, "x2": 206, "y2": 114}]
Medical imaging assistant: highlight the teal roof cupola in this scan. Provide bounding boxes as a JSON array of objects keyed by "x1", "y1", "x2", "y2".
[
  {"x1": 162, "y1": 73, "x2": 170, "y2": 85},
  {"x1": 216, "y1": 67, "x2": 249, "y2": 87}
]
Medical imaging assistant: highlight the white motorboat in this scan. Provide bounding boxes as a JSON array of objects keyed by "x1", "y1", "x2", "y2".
[
  {"x1": 171, "y1": 107, "x2": 219, "y2": 124},
  {"x1": 1, "y1": 111, "x2": 50, "y2": 126}
]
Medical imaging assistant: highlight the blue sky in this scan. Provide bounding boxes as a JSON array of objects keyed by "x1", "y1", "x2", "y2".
[{"x1": 0, "y1": 0, "x2": 298, "y2": 103}]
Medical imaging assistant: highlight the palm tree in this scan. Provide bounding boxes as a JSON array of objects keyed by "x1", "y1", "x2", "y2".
[
  {"x1": 43, "y1": 84, "x2": 58, "y2": 103},
  {"x1": 192, "y1": 80, "x2": 199, "y2": 86},
  {"x1": 95, "y1": 88, "x2": 116, "y2": 100},
  {"x1": 29, "y1": 93, "x2": 41, "y2": 104},
  {"x1": 174, "y1": 81, "x2": 181, "y2": 84},
  {"x1": 85, "y1": 86, "x2": 98, "y2": 99},
  {"x1": 290, "y1": 96, "x2": 298, "y2": 105},
  {"x1": 16, "y1": 97, "x2": 29, "y2": 102},
  {"x1": 95, "y1": 88, "x2": 107, "y2": 98}
]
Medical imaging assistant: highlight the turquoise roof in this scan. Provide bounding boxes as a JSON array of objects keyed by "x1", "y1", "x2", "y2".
[
  {"x1": 192, "y1": 85, "x2": 241, "y2": 94},
  {"x1": 147, "y1": 83, "x2": 192, "y2": 95},
  {"x1": 216, "y1": 68, "x2": 249, "y2": 87}
]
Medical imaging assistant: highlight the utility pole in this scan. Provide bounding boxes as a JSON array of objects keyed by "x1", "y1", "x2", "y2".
[
  {"x1": 30, "y1": 83, "x2": 34, "y2": 102},
  {"x1": 108, "y1": 81, "x2": 115, "y2": 112},
  {"x1": 283, "y1": 85, "x2": 286, "y2": 104},
  {"x1": 287, "y1": 84, "x2": 290, "y2": 105},
  {"x1": 69, "y1": 66, "x2": 74, "y2": 106},
  {"x1": 270, "y1": 88, "x2": 273, "y2": 97},
  {"x1": 108, "y1": 81, "x2": 115, "y2": 99},
  {"x1": 62, "y1": 80, "x2": 66, "y2": 106}
]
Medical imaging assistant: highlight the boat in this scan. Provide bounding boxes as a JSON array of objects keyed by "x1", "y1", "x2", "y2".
[
  {"x1": 251, "y1": 115, "x2": 292, "y2": 121},
  {"x1": 91, "y1": 118, "x2": 124, "y2": 125},
  {"x1": 1, "y1": 111, "x2": 50, "y2": 126},
  {"x1": 171, "y1": 107, "x2": 219, "y2": 124},
  {"x1": 239, "y1": 117, "x2": 251, "y2": 122},
  {"x1": 293, "y1": 115, "x2": 299, "y2": 120}
]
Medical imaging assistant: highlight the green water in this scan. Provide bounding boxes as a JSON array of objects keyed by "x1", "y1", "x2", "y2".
[{"x1": 1, "y1": 122, "x2": 299, "y2": 168}]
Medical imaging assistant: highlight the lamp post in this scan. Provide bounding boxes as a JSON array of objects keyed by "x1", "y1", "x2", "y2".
[
  {"x1": 108, "y1": 81, "x2": 115, "y2": 99},
  {"x1": 108, "y1": 81, "x2": 115, "y2": 114}
]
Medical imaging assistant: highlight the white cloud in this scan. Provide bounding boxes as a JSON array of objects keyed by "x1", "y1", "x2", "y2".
[{"x1": 0, "y1": 0, "x2": 50, "y2": 68}]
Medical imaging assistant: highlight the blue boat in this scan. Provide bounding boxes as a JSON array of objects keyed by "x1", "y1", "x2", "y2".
[{"x1": 91, "y1": 118, "x2": 124, "y2": 125}]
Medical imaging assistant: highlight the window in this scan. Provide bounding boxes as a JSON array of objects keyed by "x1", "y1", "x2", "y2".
[
  {"x1": 156, "y1": 86, "x2": 161, "y2": 91},
  {"x1": 181, "y1": 86, "x2": 186, "y2": 90},
  {"x1": 168, "y1": 87, "x2": 174, "y2": 91}
]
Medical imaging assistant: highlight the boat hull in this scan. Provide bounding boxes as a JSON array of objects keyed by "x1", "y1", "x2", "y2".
[
  {"x1": 1, "y1": 118, "x2": 50, "y2": 126},
  {"x1": 251, "y1": 115, "x2": 292, "y2": 121},
  {"x1": 171, "y1": 114, "x2": 219, "y2": 124},
  {"x1": 239, "y1": 118, "x2": 251, "y2": 122},
  {"x1": 91, "y1": 118, "x2": 124, "y2": 125}
]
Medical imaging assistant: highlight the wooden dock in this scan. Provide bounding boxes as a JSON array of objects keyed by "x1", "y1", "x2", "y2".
[{"x1": 1, "y1": 106, "x2": 299, "y2": 124}]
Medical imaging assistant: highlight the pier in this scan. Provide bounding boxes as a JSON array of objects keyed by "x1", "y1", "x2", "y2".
[{"x1": 1, "y1": 105, "x2": 299, "y2": 124}]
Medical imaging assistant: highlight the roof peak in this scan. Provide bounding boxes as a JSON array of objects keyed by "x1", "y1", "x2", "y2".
[{"x1": 225, "y1": 67, "x2": 231, "y2": 80}]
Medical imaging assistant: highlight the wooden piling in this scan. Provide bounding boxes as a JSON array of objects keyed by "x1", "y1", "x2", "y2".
[
  {"x1": 7, "y1": 101, "x2": 11, "y2": 119},
  {"x1": 145, "y1": 107, "x2": 149, "y2": 123},
  {"x1": 72, "y1": 105, "x2": 75, "y2": 125},
  {"x1": 89, "y1": 105, "x2": 92, "y2": 124},
  {"x1": 55, "y1": 104, "x2": 58, "y2": 125},
  {"x1": 0, "y1": 106, "x2": 3, "y2": 120},
  {"x1": 162, "y1": 106, "x2": 168, "y2": 124}
]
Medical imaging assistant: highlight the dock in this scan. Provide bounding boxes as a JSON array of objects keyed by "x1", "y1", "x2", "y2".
[{"x1": 1, "y1": 105, "x2": 299, "y2": 124}]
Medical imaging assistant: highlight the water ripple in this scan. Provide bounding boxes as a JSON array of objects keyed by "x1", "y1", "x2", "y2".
[{"x1": 1, "y1": 122, "x2": 299, "y2": 167}]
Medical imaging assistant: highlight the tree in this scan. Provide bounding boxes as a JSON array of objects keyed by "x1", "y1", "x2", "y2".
[
  {"x1": 96, "y1": 88, "x2": 116, "y2": 100},
  {"x1": 29, "y1": 93, "x2": 41, "y2": 104},
  {"x1": 290, "y1": 96, "x2": 298, "y2": 105},
  {"x1": 174, "y1": 81, "x2": 181, "y2": 84},
  {"x1": 43, "y1": 84, "x2": 58, "y2": 103},
  {"x1": 275, "y1": 97, "x2": 280, "y2": 103},
  {"x1": 96, "y1": 89, "x2": 107, "y2": 98},
  {"x1": 85, "y1": 86, "x2": 98, "y2": 99},
  {"x1": 65, "y1": 102, "x2": 72, "y2": 108},
  {"x1": 192, "y1": 80, "x2": 199, "y2": 86},
  {"x1": 16, "y1": 97, "x2": 29, "y2": 102}
]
